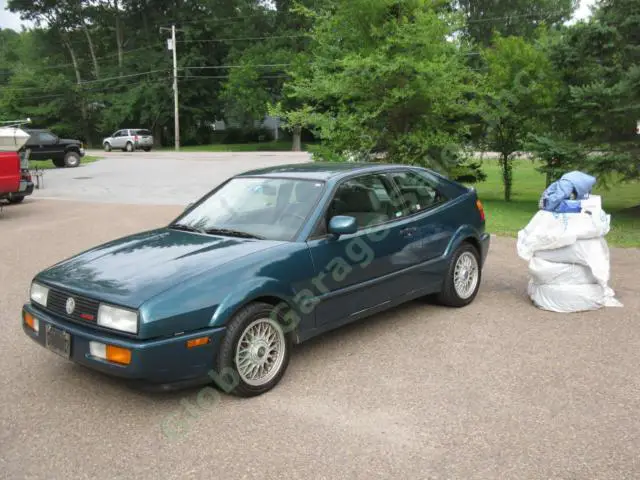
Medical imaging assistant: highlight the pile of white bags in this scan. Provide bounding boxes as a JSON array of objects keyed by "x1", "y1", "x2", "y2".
[{"x1": 517, "y1": 195, "x2": 623, "y2": 313}]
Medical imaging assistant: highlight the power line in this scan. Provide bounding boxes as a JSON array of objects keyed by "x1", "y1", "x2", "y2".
[
  {"x1": 177, "y1": 34, "x2": 309, "y2": 43},
  {"x1": 11, "y1": 77, "x2": 171, "y2": 101},
  {"x1": 0, "y1": 45, "x2": 162, "y2": 75},
  {"x1": 180, "y1": 63, "x2": 292, "y2": 70},
  {"x1": 179, "y1": 74, "x2": 289, "y2": 80},
  {"x1": 79, "y1": 69, "x2": 168, "y2": 84}
]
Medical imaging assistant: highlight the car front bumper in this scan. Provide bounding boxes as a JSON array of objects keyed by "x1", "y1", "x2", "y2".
[{"x1": 22, "y1": 303, "x2": 226, "y2": 390}]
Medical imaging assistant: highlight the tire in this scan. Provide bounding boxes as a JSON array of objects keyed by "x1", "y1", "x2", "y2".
[
  {"x1": 214, "y1": 302, "x2": 292, "y2": 397},
  {"x1": 52, "y1": 158, "x2": 66, "y2": 168},
  {"x1": 125, "y1": 142, "x2": 134, "y2": 152},
  {"x1": 143, "y1": 147, "x2": 151, "y2": 152},
  {"x1": 436, "y1": 242, "x2": 482, "y2": 307},
  {"x1": 104, "y1": 142, "x2": 112, "y2": 152},
  {"x1": 64, "y1": 151, "x2": 81, "y2": 168},
  {"x1": 7, "y1": 194, "x2": 24, "y2": 204}
]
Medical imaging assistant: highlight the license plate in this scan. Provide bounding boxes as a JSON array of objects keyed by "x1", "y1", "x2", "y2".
[{"x1": 45, "y1": 324, "x2": 71, "y2": 359}]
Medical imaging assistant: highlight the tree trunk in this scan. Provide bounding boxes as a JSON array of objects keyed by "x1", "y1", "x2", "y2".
[
  {"x1": 82, "y1": 22, "x2": 100, "y2": 78},
  {"x1": 63, "y1": 34, "x2": 90, "y2": 145},
  {"x1": 292, "y1": 126, "x2": 302, "y2": 151},
  {"x1": 499, "y1": 152, "x2": 513, "y2": 201},
  {"x1": 113, "y1": 0, "x2": 123, "y2": 72}
]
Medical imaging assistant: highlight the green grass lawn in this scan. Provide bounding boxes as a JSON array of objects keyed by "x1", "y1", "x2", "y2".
[
  {"x1": 471, "y1": 159, "x2": 640, "y2": 247},
  {"x1": 172, "y1": 141, "x2": 310, "y2": 152},
  {"x1": 30, "y1": 155, "x2": 100, "y2": 170}
]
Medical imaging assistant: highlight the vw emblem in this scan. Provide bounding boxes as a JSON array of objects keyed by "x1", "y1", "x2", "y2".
[{"x1": 65, "y1": 297, "x2": 76, "y2": 315}]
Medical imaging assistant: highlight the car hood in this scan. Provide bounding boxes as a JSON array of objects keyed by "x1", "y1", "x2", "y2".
[{"x1": 35, "y1": 228, "x2": 284, "y2": 308}]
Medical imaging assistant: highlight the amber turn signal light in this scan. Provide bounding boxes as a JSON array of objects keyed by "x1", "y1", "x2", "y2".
[
  {"x1": 106, "y1": 345, "x2": 132, "y2": 365},
  {"x1": 23, "y1": 311, "x2": 39, "y2": 333},
  {"x1": 186, "y1": 337, "x2": 210, "y2": 348}
]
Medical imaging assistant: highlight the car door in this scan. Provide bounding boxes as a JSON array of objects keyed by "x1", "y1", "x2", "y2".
[
  {"x1": 383, "y1": 169, "x2": 457, "y2": 287},
  {"x1": 27, "y1": 131, "x2": 57, "y2": 160},
  {"x1": 111, "y1": 130, "x2": 124, "y2": 148},
  {"x1": 305, "y1": 172, "x2": 419, "y2": 328}
]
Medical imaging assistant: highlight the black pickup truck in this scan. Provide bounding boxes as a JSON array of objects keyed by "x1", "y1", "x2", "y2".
[{"x1": 21, "y1": 128, "x2": 85, "y2": 168}]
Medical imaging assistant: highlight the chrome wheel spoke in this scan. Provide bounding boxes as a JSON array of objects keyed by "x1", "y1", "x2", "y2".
[
  {"x1": 453, "y1": 251, "x2": 479, "y2": 300},
  {"x1": 234, "y1": 317, "x2": 286, "y2": 387}
]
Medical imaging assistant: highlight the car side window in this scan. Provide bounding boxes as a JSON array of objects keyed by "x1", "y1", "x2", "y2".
[
  {"x1": 39, "y1": 132, "x2": 57, "y2": 142},
  {"x1": 322, "y1": 174, "x2": 402, "y2": 233},
  {"x1": 388, "y1": 171, "x2": 447, "y2": 216}
]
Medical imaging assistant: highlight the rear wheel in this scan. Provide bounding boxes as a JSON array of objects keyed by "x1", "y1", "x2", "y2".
[
  {"x1": 125, "y1": 142, "x2": 134, "y2": 152},
  {"x1": 214, "y1": 302, "x2": 291, "y2": 397},
  {"x1": 143, "y1": 147, "x2": 151, "y2": 152},
  {"x1": 436, "y1": 242, "x2": 481, "y2": 307},
  {"x1": 7, "y1": 194, "x2": 24, "y2": 204}
]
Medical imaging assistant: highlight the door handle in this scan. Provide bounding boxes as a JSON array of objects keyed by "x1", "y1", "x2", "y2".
[{"x1": 400, "y1": 227, "x2": 417, "y2": 237}]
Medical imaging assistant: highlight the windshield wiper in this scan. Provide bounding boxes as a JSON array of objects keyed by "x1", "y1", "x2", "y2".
[
  {"x1": 168, "y1": 223, "x2": 205, "y2": 234},
  {"x1": 204, "y1": 227, "x2": 265, "y2": 239}
]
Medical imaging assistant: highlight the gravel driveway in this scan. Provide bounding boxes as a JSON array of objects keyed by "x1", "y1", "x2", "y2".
[{"x1": 1, "y1": 198, "x2": 639, "y2": 480}]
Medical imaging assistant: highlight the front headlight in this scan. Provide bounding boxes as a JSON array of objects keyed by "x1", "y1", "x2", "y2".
[
  {"x1": 30, "y1": 282, "x2": 49, "y2": 306},
  {"x1": 97, "y1": 304, "x2": 138, "y2": 334}
]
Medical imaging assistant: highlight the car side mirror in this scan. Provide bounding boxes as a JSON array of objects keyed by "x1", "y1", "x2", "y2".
[{"x1": 328, "y1": 215, "x2": 357, "y2": 237}]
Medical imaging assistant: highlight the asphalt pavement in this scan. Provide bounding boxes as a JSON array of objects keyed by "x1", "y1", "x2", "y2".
[
  {"x1": 31, "y1": 150, "x2": 311, "y2": 205},
  {"x1": 1, "y1": 154, "x2": 639, "y2": 479}
]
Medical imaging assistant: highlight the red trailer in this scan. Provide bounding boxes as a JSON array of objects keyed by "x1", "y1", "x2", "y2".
[{"x1": 0, "y1": 122, "x2": 32, "y2": 205}]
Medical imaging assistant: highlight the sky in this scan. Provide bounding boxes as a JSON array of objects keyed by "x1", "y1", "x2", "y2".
[{"x1": 0, "y1": 0, "x2": 598, "y2": 32}]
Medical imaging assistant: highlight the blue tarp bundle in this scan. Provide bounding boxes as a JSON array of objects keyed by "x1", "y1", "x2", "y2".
[{"x1": 539, "y1": 171, "x2": 597, "y2": 213}]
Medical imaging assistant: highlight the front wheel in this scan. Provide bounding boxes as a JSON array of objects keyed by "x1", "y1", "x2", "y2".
[
  {"x1": 215, "y1": 302, "x2": 291, "y2": 397},
  {"x1": 143, "y1": 147, "x2": 151, "y2": 152},
  {"x1": 436, "y1": 242, "x2": 481, "y2": 307},
  {"x1": 103, "y1": 142, "x2": 111, "y2": 152},
  {"x1": 64, "y1": 151, "x2": 81, "y2": 168}
]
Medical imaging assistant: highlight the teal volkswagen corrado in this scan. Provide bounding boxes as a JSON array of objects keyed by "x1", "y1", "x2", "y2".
[{"x1": 22, "y1": 163, "x2": 490, "y2": 396}]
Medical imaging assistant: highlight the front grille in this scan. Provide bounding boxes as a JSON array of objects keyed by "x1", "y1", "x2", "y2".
[{"x1": 44, "y1": 288, "x2": 100, "y2": 323}]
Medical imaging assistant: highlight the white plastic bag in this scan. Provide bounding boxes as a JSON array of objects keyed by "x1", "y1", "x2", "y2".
[
  {"x1": 534, "y1": 237, "x2": 611, "y2": 286},
  {"x1": 527, "y1": 281, "x2": 608, "y2": 313},
  {"x1": 517, "y1": 209, "x2": 611, "y2": 261},
  {"x1": 528, "y1": 257, "x2": 597, "y2": 285}
]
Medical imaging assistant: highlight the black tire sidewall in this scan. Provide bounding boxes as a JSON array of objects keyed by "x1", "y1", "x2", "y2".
[
  {"x1": 440, "y1": 243, "x2": 482, "y2": 307},
  {"x1": 215, "y1": 302, "x2": 292, "y2": 397},
  {"x1": 64, "y1": 152, "x2": 80, "y2": 167}
]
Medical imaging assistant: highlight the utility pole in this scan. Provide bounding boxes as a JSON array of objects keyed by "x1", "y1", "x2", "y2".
[{"x1": 160, "y1": 25, "x2": 182, "y2": 151}]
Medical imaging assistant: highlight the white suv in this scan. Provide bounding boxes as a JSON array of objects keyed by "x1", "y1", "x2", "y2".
[{"x1": 103, "y1": 128, "x2": 154, "y2": 152}]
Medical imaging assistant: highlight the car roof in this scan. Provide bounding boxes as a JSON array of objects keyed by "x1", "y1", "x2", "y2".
[{"x1": 236, "y1": 162, "x2": 419, "y2": 181}]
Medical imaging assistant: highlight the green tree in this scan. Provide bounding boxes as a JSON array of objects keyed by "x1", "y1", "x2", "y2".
[
  {"x1": 479, "y1": 34, "x2": 560, "y2": 201},
  {"x1": 279, "y1": 0, "x2": 480, "y2": 172},
  {"x1": 454, "y1": 0, "x2": 578, "y2": 46},
  {"x1": 545, "y1": 1, "x2": 640, "y2": 184}
]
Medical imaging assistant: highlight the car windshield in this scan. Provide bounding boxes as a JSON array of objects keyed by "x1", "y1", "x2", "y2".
[{"x1": 170, "y1": 177, "x2": 326, "y2": 241}]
